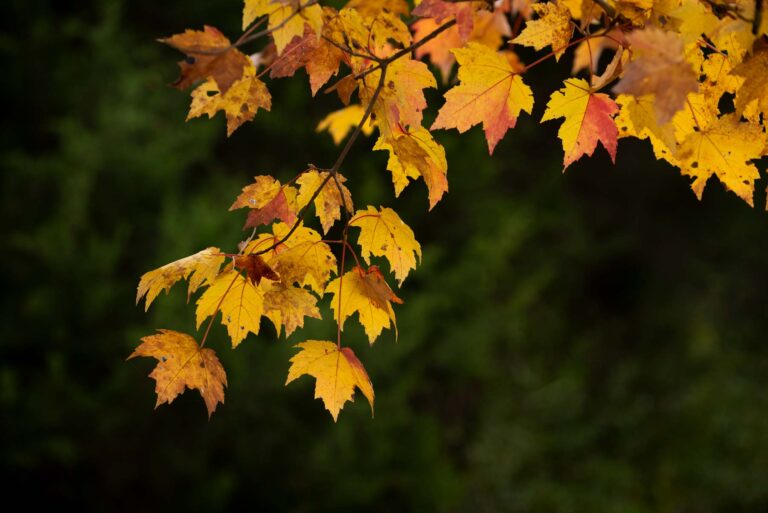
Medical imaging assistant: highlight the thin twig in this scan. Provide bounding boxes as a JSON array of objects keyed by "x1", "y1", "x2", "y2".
[{"x1": 251, "y1": 66, "x2": 388, "y2": 256}]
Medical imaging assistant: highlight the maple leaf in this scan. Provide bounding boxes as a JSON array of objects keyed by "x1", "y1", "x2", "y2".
[
  {"x1": 296, "y1": 169, "x2": 353, "y2": 233},
  {"x1": 413, "y1": 9, "x2": 511, "y2": 83},
  {"x1": 350, "y1": 206, "x2": 422, "y2": 285},
  {"x1": 196, "y1": 270, "x2": 264, "y2": 347},
  {"x1": 316, "y1": 105, "x2": 375, "y2": 144},
  {"x1": 541, "y1": 78, "x2": 619, "y2": 169},
  {"x1": 129, "y1": 330, "x2": 227, "y2": 417},
  {"x1": 676, "y1": 113, "x2": 767, "y2": 206},
  {"x1": 245, "y1": 222, "x2": 337, "y2": 294},
  {"x1": 730, "y1": 47, "x2": 768, "y2": 121},
  {"x1": 263, "y1": 284, "x2": 321, "y2": 337},
  {"x1": 700, "y1": 52, "x2": 743, "y2": 107},
  {"x1": 286, "y1": 340, "x2": 374, "y2": 421},
  {"x1": 326, "y1": 266, "x2": 402, "y2": 343},
  {"x1": 233, "y1": 254, "x2": 280, "y2": 285},
  {"x1": 137, "y1": 247, "x2": 224, "y2": 311},
  {"x1": 161, "y1": 25, "x2": 250, "y2": 93},
  {"x1": 613, "y1": 27, "x2": 699, "y2": 124},
  {"x1": 359, "y1": 57, "x2": 436, "y2": 136},
  {"x1": 243, "y1": 0, "x2": 324, "y2": 54},
  {"x1": 269, "y1": 24, "x2": 344, "y2": 96},
  {"x1": 413, "y1": 0, "x2": 478, "y2": 41},
  {"x1": 188, "y1": 63, "x2": 272, "y2": 136},
  {"x1": 615, "y1": 94, "x2": 677, "y2": 162},
  {"x1": 373, "y1": 127, "x2": 449, "y2": 209},
  {"x1": 229, "y1": 175, "x2": 298, "y2": 228},
  {"x1": 326, "y1": 7, "x2": 411, "y2": 65},
  {"x1": 513, "y1": 1, "x2": 574, "y2": 60},
  {"x1": 431, "y1": 42, "x2": 534, "y2": 154}
]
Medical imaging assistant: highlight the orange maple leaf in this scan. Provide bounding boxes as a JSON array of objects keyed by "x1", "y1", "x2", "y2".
[
  {"x1": 161, "y1": 25, "x2": 250, "y2": 93},
  {"x1": 129, "y1": 330, "x2": 227, "y2": 418},
  {"x1": 431, "y1": 43, "x2": 533, "y2": 154}
]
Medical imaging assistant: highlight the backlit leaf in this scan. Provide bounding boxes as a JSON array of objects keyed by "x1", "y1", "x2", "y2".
[
  {"x1": 129, "y1": 330, "x2": 227, "y2": 417},
  {"x1": 431, "y1": 43, "x2": 534, "y2": 154},
  {"x1": 286, "y1": 340, "x2": 374, "y2": 421},
  {"x1": 137, "y1": 247, "x2": 224, "y2": 310},
  {"x1": 350, "y1": 206, "x2": 422, "y2": 285}
]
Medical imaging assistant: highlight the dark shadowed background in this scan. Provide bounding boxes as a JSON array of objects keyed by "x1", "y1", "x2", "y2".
[{"x1": 3, "y1": 1, "x2": 768, "y2": 511}]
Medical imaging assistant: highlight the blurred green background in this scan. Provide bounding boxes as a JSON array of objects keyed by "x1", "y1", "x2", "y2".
[{"x1": 3, "y1": 1, "x2": 768, "y2": 511}]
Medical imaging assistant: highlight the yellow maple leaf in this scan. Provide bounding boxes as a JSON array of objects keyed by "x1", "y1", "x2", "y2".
[
  {"x1": 326, "y1": 7, "x2": 410, "y2": 68},
  {"x1": 316, "y1": 105, "x2": 375, "y2": 145},
  {"x1": 286, "y1": 340, "x2": 374, "y2": 421},
  {"x1": 263, "y1": 283, "x2": 321, "y2": 337},
  {"x1": 196, "y1": 270, "x2": 265, "y2": 347},
  {"x1": 541, "y1": 78, "x2": 618, "y2": 169},
  {"x1": 129, "y1": 330, "x2": 227, "y2": 417},
  {"x1": 188, "y1": 63, "x2": 272, "y2": 136},
  {"x1": 431, "y1": 42, "x2": 534, "y2": 154},
  {"x1": 613, "y1": 27, "x2": 699, "y2": 124},
  {"x1": 413, "y1": 9, "x2": 511, "y2": 83},
  {"x1": 296, "y1": 169, "x2": 353, "y2": 233},
  {"x1": 700, "y1": 53, "x2": 744, "y2": 107},
  {"x1": 676, "y1": 113, "x2": 767, "y2": 206},
  {"x1": 326, "y1": 266, "x2": 402, "y2": 343},
  {"x1": 243, "y1": 0, "x2": 324, "y2": 54},
  {"x1": 373, "y1": 126, "x2": 448, "y2": 210},
  {"x1": 137, "y1": 247, "x2": 224, "y2": 311},
  {"x1": 349, "y1": 206, "x2": 422, "y2": 285},
  {"x1": 359, "y1": 57, "x2": 436, "y2": 136},
  {"x1": 513, "y1": 1, "x2": 574, "y2": 60},
  {"x1": 615, "y1": 94, "x2": 678, "y2": 163},
  {"x1": 245, "y1": 222, "x2": 336, "y2": 294}
]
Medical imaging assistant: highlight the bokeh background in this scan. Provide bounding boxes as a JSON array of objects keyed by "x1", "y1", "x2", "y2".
[{"x1": 4, "y1": 1, "x2": 768, "y2": 511}]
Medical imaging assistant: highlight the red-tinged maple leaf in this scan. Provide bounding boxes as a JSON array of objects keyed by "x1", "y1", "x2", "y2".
[
  {"x1": 244, "y1": 191, "x2": 294, "y2": 229},
  {"x1": 161, "y1": 25, "x2": 250, "y2": 93},
  {"x1": 269, "y1": 25, "x2": 344, "y2": 96},
  {"x1": 542, "y1": 78, "x2": 619, "y2": 169},
  {"x1": 431, "y1": 43, "x2": 533, "y2": 154},
  {"x1": 413, "y1": 0, "x2": 479, "y2": 41},
  {"x1": 129, "y1": 330, "x2": 227, "y2": 418},
  {"x1": 229, "y1": 175, "x2": 298, "y2": 228}
]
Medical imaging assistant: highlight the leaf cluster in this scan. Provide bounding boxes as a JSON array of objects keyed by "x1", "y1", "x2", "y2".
[{"x1": 133, "y1": 0, "x2": 768, "y2": 419}]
